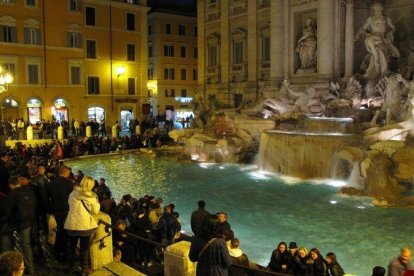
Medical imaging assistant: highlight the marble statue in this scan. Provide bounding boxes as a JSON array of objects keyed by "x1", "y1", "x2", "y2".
[
  {"x1": 296, "y1": 18, "x2": 317, "y2": 73},
  {"x1": 370, "y1": 73, "x2": 410, "y2": 126},
  {"x1": 354, "y1": 3, "x2": 400, "y2": 79}
]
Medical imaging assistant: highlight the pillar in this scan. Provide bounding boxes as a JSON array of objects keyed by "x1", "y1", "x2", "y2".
[
  {"x1": 344, "y1": 0, "x2": 355, "y2": 77},
  {"x1": 270, "y1": 0, "x2": 284, "y2": 80},
  {"x1": 317, "y1": 0, "x2": 335, "y2": 79},
  {"x1": 86, "y1": 126, "x2": 92, "y2": 138},
  {"x1": 57, "y1": 126, "x2": 64, "y2": 140},
  {"x1": 26, "y1": 125, "x2": 33, "y2": 141},
  {"x1": 164, "y1": 241, "x2": 196, "y2": 276},
  {"x1": 220, "y1": 0, "x2": 229, "y2": 85},
  {"x1": 247, "y1": 0, "x2": 257, "y2": 82}
]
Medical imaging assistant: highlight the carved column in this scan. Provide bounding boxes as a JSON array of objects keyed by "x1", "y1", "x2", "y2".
[
  {"x1": 247, "y1": 0, "x2": 257, "y2": 83},
  {"x1": 317, "y1": 0, "x2": 335, "y2": 78},
  {"x1": 270, "y1": 0, "x2": 284, "y2": 80},
  {"x1": 220, "y1": 0, "x2": 229, "y2": 85},
  {"x1": 197, "y1": 0, "x2": 205, "y2": 94},
  {"x1": 344, "y1": 0, "x2": 355, "y2": 77}
]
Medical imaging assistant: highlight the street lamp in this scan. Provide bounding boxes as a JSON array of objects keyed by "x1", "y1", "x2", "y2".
[
  {"x1": 0, "y1": 66, "x2": 13, "y2": 93},
  {"x1": 116, "y1": 66, "x2": 126, "y2": 77}
]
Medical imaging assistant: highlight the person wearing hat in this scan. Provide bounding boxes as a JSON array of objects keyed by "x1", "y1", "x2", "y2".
[{"x1": 288, "y1": 242, "x2": 299, "y2": 274}]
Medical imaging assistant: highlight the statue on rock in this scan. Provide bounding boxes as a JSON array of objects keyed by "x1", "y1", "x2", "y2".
[
  {"x1": 354, "y1": 3, "x2": 400, "y2": 80},
  {"x1": 296, "y1": 18, "x2": 317, "y2": 73},
  {"x1": 370, "y1": 73, "x2": 410, "y2": 126}
]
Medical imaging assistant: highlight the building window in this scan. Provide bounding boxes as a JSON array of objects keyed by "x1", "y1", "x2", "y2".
[
  {"x1": 164, "y1": 45, "x2": 174, "y2": 57},
  {"x1": 0, "y1": 26, "x2": 17, "y2": 43},
  {"x1": 193, "y1": 69, "x2": 198, "y2": 80},
  {"x1": 233, "y1": 41, "x2": 244, "y2": 64},
  {"x1": 85, "y1": 7, "x2": 95, "y2": 26},
  {"x1": 165, "y1": 23, "x2": 171, "y2": 34},
  {"x1": 127, "y1": 44, "x2": 135, "y2": 61},
  {"x1": 69, "y1": 0, "x2": 79, "y2": 12},
  {"x1": 25, "y1": 0, "x2": 35, "y2": 6},
  {"x1": 148, "y1": 45, "x2": 153, "y2": 57},
  {"x1": 180, "y1": 46, "x2": 186, "y2": 58},
  {"x1": 2, "y1": 63, "x2": 15, "y2": 76},
  {"x1": 194, "y1": 27, "x2": 198, "y2": 37},
  {"x1": 181, "y1": 89, "x2": 187, "y2": 97},
  {"x1": 128, "y1": 78, "x2": 135, "y2": 95},
  {"x1": 148, "y1": 67, "x2": 153, "y2": 80},
  {"x1": 70, "y1": 66, "x2": 81, "y2": 85},
  {"x1": 179, "y1": 24, "x2": 185, "y2": 36},
  {"x1": 27, "y1": 64, "x2": 39, "y2": 84},
  {"x1": 262, "y1": 36, "x2": 270, "y2": 62},
  {"x1": 148, "y1": 24, "x2": 152, "y2": 35},
  {"x1": 24, "y1": 28, "x2": 40, "y2": 45},
  {"x1": 68, "y1": 32, "x2": 82, "y2": 48},
  {"x1": 126, "y1": 13, "x2": 135, "y2": 31},
  {"x1": 87, "y1": 76, "x2": 99, "y2": 94},
  {"x1": 194, "y1": 47, "x2": 198, "y2": 58},
  {"x1": 86, "y1": 40, "x2": 96, "y2": 59},
  {"x1": 181, "y1": 68, "x2": 186, "y2": 80},
  {"x1": 208, "y1": 45, "x2": 217, "y2": 67},
  {"x1": 165, "y1": 89, "x2": 175, "y2": 97},
  {"x1": 164, "y1": 67, "x2": 174, "y2": 80}
]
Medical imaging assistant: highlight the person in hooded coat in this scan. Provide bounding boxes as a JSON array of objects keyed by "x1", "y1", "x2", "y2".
[{"x1": 189, "y1": 214, "x2": 233, "y2": 276}]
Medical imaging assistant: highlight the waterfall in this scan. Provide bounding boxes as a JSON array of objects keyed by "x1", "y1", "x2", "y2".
[{"x1": 259, "y1": 130, "x2": 361, "y2": 179}]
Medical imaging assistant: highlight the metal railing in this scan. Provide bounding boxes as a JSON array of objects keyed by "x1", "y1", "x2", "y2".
[{"x1": 98, "y1": 220, "x2": 289, "y2": 276}]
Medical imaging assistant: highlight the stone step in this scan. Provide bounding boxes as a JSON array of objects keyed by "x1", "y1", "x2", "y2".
[{"x1": 91, "y1": 261, "x2": 145, "y2": 276}]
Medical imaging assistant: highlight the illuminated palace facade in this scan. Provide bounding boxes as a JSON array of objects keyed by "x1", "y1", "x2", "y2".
[
  {"x1": 196, "y1": 0, "x2": 414, "y2": 107},
  {"x1": 0, "y1": 0, "x2": 149, "y2": 126}
]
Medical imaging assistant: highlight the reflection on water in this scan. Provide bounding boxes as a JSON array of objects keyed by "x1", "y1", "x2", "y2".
[{"x1": 67, "y1": 154, "x2": 414, "y2": 276}]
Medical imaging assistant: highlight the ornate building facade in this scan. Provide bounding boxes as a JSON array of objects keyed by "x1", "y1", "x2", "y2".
[
  {"x1": 0, "y1": 0, "x2": 149, "y2": 128},
  {"x1": 197, "y1": 0, "x2": 414, "y2": 107}
]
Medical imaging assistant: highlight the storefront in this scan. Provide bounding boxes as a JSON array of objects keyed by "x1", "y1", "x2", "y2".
[
  {"x1": 120, "y1": 109, "x2": 133, "y2": 131},
  {"x1": 27, "y1": 98, "x2": 42, "y2": 124},
  {"x1": 88, "y1": 107, "x2": 105, "y2": 123},
  {"x1": 51, "y1": 98, "x2": 69, "y2": 123}
]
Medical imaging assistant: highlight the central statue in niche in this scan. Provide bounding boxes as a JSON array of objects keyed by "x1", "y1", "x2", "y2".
[
  {"x1": 354, "y1": 2, "x2": 400, "y2": 79},
  {"x1": 296, "y1": 18, "x2": 317, "y2": 73}
]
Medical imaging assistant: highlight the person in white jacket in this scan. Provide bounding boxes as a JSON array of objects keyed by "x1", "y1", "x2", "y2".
[{"x1": 64, "y1": 176, "x2": 100, "y2": 275}]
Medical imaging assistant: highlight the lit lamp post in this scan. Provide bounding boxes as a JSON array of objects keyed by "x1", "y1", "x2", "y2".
[{"x1": 0, "y1": 66, "x2": 13, "y2": 93}]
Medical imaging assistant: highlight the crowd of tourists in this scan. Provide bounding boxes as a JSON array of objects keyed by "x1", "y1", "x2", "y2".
[
  {"x1": 0, "y1": 116, "x2": 161, "y2": 141},
  {"x1": 0, "y1": 137, "x2": 412, "y2": 276}
]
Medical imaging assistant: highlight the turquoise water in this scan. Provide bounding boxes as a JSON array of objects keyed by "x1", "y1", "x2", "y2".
[{"x1": 67, "y1": 153, "x2": 414, "y2": 276}]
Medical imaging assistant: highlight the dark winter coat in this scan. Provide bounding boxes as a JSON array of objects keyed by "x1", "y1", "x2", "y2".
[
  {"x1": 268, "y1": 249, "x2": 290, "y2": 274},
  {"x1": 229, "y1": 253, "x2": 250, "y2": 276},
  {"x1": 0, "y1": 160, "x2": 10, "y2": 194},
  {"x1": 159, "y1": 212, "x2": 181, "y2": 240},
  {"x1": 191, "y1": 207, "x2": 209, "y2": 236},
  {"x1": 310, "y1": 257, "x2": 328, "y2": 276},
  {"x1": 1, "y1": 185, "x2": 37, "y2": 232},
  {"x1": 189, "y1": 236, "x2": 233, "y2": 276},
  {"x1": 46, "y1": 176, "x2": 73, "y2": 215},
  {"x1": 293, "y1": 255, "x2": 312, "y2": 276},
  {"x1": 327, "y1": 262, "x2": 345, "y2": 276}
]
